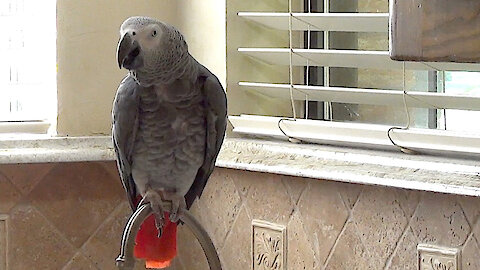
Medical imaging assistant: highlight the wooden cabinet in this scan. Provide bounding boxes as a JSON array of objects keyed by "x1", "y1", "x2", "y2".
[{"x1": 390, "y1": 0, "x2": 480, "y2": 63}]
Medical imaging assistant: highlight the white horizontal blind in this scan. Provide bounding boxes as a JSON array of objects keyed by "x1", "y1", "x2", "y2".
[
  {"x1": 229, "y1": 1, "x2": 480, "y2": 155},
  {"x1": 0, "y1": 0, "x2": 56, "y2": 124}
]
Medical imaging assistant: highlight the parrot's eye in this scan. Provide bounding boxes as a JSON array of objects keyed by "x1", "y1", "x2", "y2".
[
  {"x1": 132, "y1": 31, "x2": 136, "y2": 36},
  {"x1": 152, "y1": 30, "x2": 157, "y2": 37}
]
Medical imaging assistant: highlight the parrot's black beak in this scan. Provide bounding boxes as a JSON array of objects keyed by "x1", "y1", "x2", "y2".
[{"x1": 117, "y1": 33, "x2": 143, "y2": 70}]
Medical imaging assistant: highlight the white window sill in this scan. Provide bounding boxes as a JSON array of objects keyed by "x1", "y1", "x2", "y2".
[{"x1": 1, "y1": 136, "x2": 479, "y2": 197}]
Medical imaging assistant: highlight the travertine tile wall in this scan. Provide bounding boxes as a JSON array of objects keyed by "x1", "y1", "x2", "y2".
[{"x1": 1, "y1": 162, "x2": 480, "y2": 269}]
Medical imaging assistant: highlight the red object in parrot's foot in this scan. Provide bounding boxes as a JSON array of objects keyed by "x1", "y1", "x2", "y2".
[{"x1": 134, "y1": 212, "x2": 177, "y2": 269}]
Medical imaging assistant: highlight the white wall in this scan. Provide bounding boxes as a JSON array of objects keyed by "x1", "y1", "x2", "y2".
[
  {"x1": 175, "y1": 0, "x2": 227, "y2": 87},
  {"x1": 56, "y1": 0, "x2": 211, "y2": 136}
]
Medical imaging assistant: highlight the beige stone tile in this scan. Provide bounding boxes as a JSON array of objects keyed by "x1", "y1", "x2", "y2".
[
  {"x1": 8, "y1": 204, "x2": 75, "y2": 270},
  {"x1": 29, "y1": 162, "x2": 124, "y2": 248},
  {"x1": 82, "y1": 202, "x2": 144, "y2": 270},
  {"x1": 352, "y1": 186, "x2": 408, "y2": 268},
  {"x1": 324, "y1": 220, "x2": 373, "y2": 270},
  {"x1": 0, "y1": 173, "x2": 21, "y2": 214},
  {"x1": 287, "y1": 210, "x2": 315, "y2": 270},
  {"x1": 230, "y1": 169, "x2": 263, "y2": 200},
  {"x1": 99, "y1": 161, "x2": 121, "y2": 179},
  {"x1": 245, "y1": 172, "x2": 294, "y2": 225},
  {"x1": 220, "y1": 206, "x2": 251, "y2": 270},
  {"x1": 177, "y1": 224, "x2": 209, "y2": 270},
  {"x1": 298, "y1": 181, "x2": 349, "y2": 265},
  {"x1": 388, "y1": 227, "x2": 418, "y2": 270},
  {"x1": 411, "y1": 192, "x2": 470, "y2": 247},
  {"x1": 195, "y1": 169, "x2": 242, "y2": 249},
  {"x1": 473, "y1": 222, "x2": 480, "y2": 250},
  {"x1": 171, "y1": 258, "x2": 185, "y2": 270},
  {"x1": 337, "y1": 182, "x2": 362, "y2": 210},
  {"x1": 462, "y1": 235, "x2": 480, "y2": 270},
  {"x1": 281, "y1": 174, "x2": 307, "y2": 206},
  {"x1": 395, "y1": 189, "x2": 421, "y2": 218},
  {"x1": 186, "y1": 198, "x2": 203, "y2": 223},
  {"x1": 63, "y1": 252, "x2": 98, "y2": 270},
  {"x1": 458, "y1": 195, "x2": 480, "y2": 225},
  {"x1": 0, "y1": 163, "x2": 54, "y2": 195}
]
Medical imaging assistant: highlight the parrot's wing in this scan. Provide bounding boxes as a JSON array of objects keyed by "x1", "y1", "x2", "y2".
[
  {"x1": 185, "y1": 64, "x2": 227, "y2": 209},
  {"x1": 112, "y1": 74, "x2": 140, "y2": 210}
]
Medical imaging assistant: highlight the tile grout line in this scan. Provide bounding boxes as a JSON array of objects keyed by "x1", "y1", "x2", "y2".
[
  {"x1": 339, "y1": 184, "x2": 363, "y2": 218},
  {"x1": 79, "y1": 201, "x2": 128, "y2": 252},
  {"x1": 70, "y1": 200, "x2": 127, "y2": 270},
  {"x1": 383, "y1": 192, "x2": 424, "y2": 270},
  {"x1": 322, "y1": 186, "x2": 364, "y2": 270},
  {"x1": 279, "y1": 178, "x2": 305, "y2": 270},
  {"x1": 471, "y1": 214, "x2": 480, "y2": 249},
  {"x1": 293, "y1": 181, "x2": 308, "y2": 207},
  {"x1": 295, "y1": 181, "x2": 323, "y2": 269},
  {"x1": 1, "y1": 164, "x2": 56, "y2": 198},
  {"x1": 461, "y1": 233, "x2": 476, "y2": 259},
  {"x1": 456, "y1": 198, "x2": 480, "y2": 266},
  {"x1": 283, "y1": 178, "x2": 307, "y2": 224},
  {"x1": 61, "y1": 251, "x2": 101, "y2": 270},
  {"x1": 457, "y1": 197, "x2": 477, "y2": 247},
  {"x1": 320, "y1": 213, "x2": 351, "y2": 270},
  {"x1": 0, "y1": 170, "x2": 26, "y2": 208},
  {"x1": 217, "y1": 195, "x2": 249, "y2": 267},
  {"x1": 215, "y1": 176, "x2": 245, "y2": 251},
  {"x1": 31, "y1": 204, "x2": 80, "y2": 269},
  {"x1": 44, "y1": 163, "x2": 122, "y2": 270}
]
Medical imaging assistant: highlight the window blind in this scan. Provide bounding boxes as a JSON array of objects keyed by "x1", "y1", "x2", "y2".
[{"x1": 228, "y1": 0, "x2": 480, "y2": 155}]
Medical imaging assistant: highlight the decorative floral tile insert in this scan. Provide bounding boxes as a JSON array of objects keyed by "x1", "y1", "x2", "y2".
[
  {"x1": 418, "y1": 244, "x2": 459, "y2": 270},
  {"x1": 252, "y1": 220, "x2": 286, "y2": 270}
]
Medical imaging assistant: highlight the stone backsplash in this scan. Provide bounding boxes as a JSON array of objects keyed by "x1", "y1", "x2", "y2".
[{"x1": 1, "y1": 162, "x2": 479, "y2": 269}]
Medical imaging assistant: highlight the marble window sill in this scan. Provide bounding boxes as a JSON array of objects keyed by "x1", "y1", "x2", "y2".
[
  {"x1": 0, "y1": 135, "x2": 115, "y2": 164},
  {"x1": 1, "y1": 135, "x2": 479, "y2": 197}
]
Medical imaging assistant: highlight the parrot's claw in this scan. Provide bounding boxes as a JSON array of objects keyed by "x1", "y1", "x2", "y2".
[
  {"x1": 169, "y1": 196, "x2": 186, "y2": 223},
  {"x1": 143, "y1": 189, "x2": 166, "y2": 238}
]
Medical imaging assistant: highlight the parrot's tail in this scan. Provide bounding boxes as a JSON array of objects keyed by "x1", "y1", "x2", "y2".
[{"x1": 134, "y1": 212, "x2": 177, "y2": 269}]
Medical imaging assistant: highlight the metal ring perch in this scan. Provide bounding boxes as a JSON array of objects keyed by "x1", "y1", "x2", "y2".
[{"x1": 116, "y1": 202, "x2": 222, "y2": 270}]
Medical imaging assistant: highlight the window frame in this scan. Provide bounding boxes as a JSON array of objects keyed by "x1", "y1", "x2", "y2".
[{"x1": 227, "y1": 0, "x2": 480, "y2": 157}]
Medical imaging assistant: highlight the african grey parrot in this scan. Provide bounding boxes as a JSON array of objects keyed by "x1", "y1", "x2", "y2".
[{"x1": 112, "y1": 16, "x2": 226, "y2": 267}]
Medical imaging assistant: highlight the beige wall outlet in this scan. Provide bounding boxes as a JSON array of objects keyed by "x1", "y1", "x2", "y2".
[
  {"x1": 252, "y1": 220, "x2": 286, "y2": 270},
  {"x1": 418, "y1": 244, "x2": 460, "y2": 270}
]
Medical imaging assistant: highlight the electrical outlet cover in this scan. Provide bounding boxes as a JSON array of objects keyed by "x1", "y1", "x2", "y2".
[{"x1": 418, "y1": 244, "x2": 460, "y2": 270}]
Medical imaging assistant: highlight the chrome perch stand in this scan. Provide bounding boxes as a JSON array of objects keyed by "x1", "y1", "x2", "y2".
[{"x1": 116, "y1": 202, "x2": 222, "y2": 270}]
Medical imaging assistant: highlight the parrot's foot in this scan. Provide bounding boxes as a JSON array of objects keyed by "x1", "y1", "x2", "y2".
[
  {"x1": 163, "y1": 193, "x2": 186, "y2": 223},
  {"x1": 143, "y1": 189, "x2": 166, "y2": 237}
]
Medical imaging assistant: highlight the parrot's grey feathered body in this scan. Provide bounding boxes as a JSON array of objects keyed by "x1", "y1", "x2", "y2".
[{"x1": 113, "y1": 17, "x2": 227, "y2": 227}]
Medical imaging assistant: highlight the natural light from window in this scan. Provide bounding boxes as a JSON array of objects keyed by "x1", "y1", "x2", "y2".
[
  {"x1": 0, "y1": 0, "x2": 56, "y2": 123},
  {"x1": 445, "y1": 71, "x2": 480, "y2": 133}
]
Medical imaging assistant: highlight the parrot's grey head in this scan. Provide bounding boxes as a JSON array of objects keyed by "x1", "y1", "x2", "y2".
[{"x1": 116, "y1": 16, "x2": 189, "y2": 83}]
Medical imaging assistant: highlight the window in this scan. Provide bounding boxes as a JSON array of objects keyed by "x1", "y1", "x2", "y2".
[
  {"x1": 0, "y1": 0, "x2": 56, "y2": 133},
  {"x1": 444, "y1": 72, "x2": 480, "y2": 133},
  {"x1": 227, "y1": 0, "x2": 480, "y2": 155}
]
